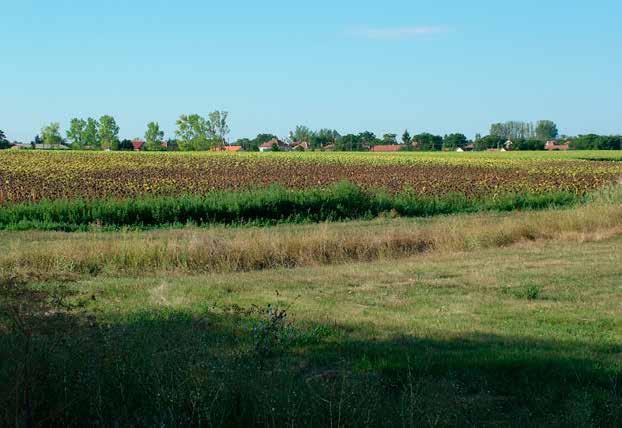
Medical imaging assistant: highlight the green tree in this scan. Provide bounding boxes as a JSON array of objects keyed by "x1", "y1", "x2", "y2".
[
  {"x1": 570, "y1": 134, "x2": 599, "y2": 150},
  {"x1": 208, "y1": 111, "x2": 230, "y2": 147},
  {"x1": 144, "y1": 121, "x2": 165, "y2": 151},
  {"x1": 309, "y1": 129, "x2": 340, "y2": 149},
  {"x1": 571, "y1": 134, "x2": 622, "y2": 150},
  {"x1": 382, "y1": 133, "x2": 398, "y2": 144},
  {"x1": 41, "y1": 122, "x2": 63, "y2": 147},
  {"x1": 513, "y1": 139, "x2": 545, "y2": 150},
  {"x1": 84, "y1": 118, "x2": 100, "y2": 148},
  {"x1": 358, "y1": 131, "x2": 378, "y2": 149},
  {"x1": 99, "y1": 115, "x2": 120, "y2": 150},
  {"x1": 535, "y1": 120, "x2": 559, "y2": 141},
  {"x1": 490, "y1": 121, "x2": 534, "y2": 140},
  {"x1": 176, "y1": 114, "x2": 216, "y2": 151},
  {"x1": 474, "y1": 135, "x2": 505, "y2": 151},
  {"x1": 66, "y1": 118, "x2": 87, "y2": 149},
  {"x1": 335, "y1": 134, "x2": 362, "y2": 151},
  {"x1": 401, "y1": 129, "x2": 411, "y2": 145},
  {"x1": 0, "y1": 129, "x2": 10, "y2": 149},
  {"x1": 234, "y1": 138, "x2": 252, "y2": 150},
  {"x1": 289, "y1": 125, "x2": 313, "y2": 144},
  {"x1": 412, "y1": 133, "x2": 443, "y2": 151},
  {"x1": 117, "y1": 139, "x2": 135, "y2": 151},
  {"x1": 442, "y1": 133, "x2": 468, "y2": 150},
  {"x1": 30, "y1": 135, "x2": 43, "y2": 149}
]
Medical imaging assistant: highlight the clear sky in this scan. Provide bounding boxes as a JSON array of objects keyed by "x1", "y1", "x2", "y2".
[{"x1": 2, "y1": 0, "x2": 621, "y2": 143}]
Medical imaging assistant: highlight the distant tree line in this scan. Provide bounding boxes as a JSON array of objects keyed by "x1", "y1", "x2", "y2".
[
  {"x1": 1, "y1": 111, "x2": 230, "y2": 152},
  {"x1": 1, "y1": 118, "x2": 621, "y2": 151}
]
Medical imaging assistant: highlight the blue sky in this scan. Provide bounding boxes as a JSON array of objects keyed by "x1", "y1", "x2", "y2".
[{"x1": 2, "y1": 0, "x2": 621, "y2": 142}]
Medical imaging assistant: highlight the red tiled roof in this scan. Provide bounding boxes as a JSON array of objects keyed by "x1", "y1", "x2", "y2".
[
  {"x1": 223, "y1": 145, "x2": 242, "y2": 152},
  {"x1": 132, "y1": 139, "x2": 145, "y2": 150}
]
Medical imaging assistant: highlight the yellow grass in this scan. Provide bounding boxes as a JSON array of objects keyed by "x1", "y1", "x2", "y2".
[{"x1": 2, "y1": 199, "x2": 621, "y2": 280}]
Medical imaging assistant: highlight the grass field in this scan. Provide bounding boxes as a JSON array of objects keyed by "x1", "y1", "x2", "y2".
[
  {"x1": 1, "y1": 230, "x2": 621, "y2": 426},
  {"x1": 1, "y1": 151, "x2": 621, "y2": 426}
]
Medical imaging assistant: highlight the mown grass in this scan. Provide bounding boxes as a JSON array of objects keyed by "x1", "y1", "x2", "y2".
[
  {"x1": 0, "y1": 181, "x2": 580, "y2": 231},
  {"x1": 1, "y1": 236, "x2": 621, "y2": 427}
]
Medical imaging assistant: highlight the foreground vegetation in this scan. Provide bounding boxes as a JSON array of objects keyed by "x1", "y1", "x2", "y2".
[
  {"x1": 1, "y1": 232, "x2": 621, "y2": 427},
  {"x1": 2, "y1": 186, "x2": 621, "y2": 279},
  {"x1": 1, "y1": 152, "x2": 621, "y2": 426}
]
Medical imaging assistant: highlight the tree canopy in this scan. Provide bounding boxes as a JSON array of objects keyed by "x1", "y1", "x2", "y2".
[
  {"x1": 66, "y1": 118, "x2": 87, "y2": 149},
  {"x1": 176, "y1": 114, "x2": 215, "y2": 151},
  {"x1": 401, "y1": 130, "x2": 411, "y2": 145},
  {"x1": 413, "y1": 133, "x2": 443, "y2": 151},
  {"x1": 208, "y1": 111, "x2": 230, "y2": 146},
  {"x1": 490, "y1": 121, "x2": 534, "y2": 141},
  {"x1": 535, "y1": 120, "x2": 559, "y2": 141},
  {"x1": 571, "y1": 134, "x2": 622, "y2": 150},
  {"x1": 41, "y1": 122, "x2": 63, "y2": 147},
  {"x1": 0, "y1": 129, "x2": 10, "y2": 149},
  {"x1": 176, "y1": 112, "x2": 229, "y2": 150},
  {"x1": 99, "y1": 115, "x2": 120, "y2": 150},
  {"x1": 382, "y1": 133, "x2": 398, "y2": 145},
  {"x1": 474, "y1": 135, "x2": 505, "y2": 151},
  {"x1": 442, "y1": 133, "x2": 468, "y2": 150},
  {"x1": 145, "y1": 122, "x2": 165, "y2": 151}
]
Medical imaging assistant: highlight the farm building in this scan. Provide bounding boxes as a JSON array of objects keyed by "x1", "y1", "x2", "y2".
[
  {"x1": 371, "y1": 144, "x2": 402, "y2": 152},
  {"x1": 259, "y1": 138, "x2": 290, "y2": 152},
  {"x1": 291, "y1": 141, "x2": 309, "y2": 151},
  {"x1": 9, "y1": 143, "x2": 30, "y2": 150},
  {"x1": 545, "y1": 140, "x2": 570, "y2": 151},
  {"x1": 132, "y1": 139, "x2": 146, "y2": 151}
]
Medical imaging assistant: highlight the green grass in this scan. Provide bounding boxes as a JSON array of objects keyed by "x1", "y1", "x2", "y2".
[
  {"x1": 1, "y1": 236, "x2": 621, "y2": 427},
  {"x1": 0, "y1": 181, "x2": 580, "y2": 231}
]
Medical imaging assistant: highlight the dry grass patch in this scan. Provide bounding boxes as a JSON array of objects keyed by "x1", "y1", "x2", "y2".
[{"x1": 1, "y1": 201, "x2": 621, "y2": 281}]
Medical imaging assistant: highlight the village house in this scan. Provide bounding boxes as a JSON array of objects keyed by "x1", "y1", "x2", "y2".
[
  {"x1": 259, "y1": 138, "x2": 289, "y2": 152},
  {"x1": 9, "y1": 143, "x2": 30, "y2": 150},
  {"x1": 291, "y1": 141, "x2": 309, "y2": 151},
  {"x1": 132, "y1": 139, "x2": 145, "y2": 151},
  {"x1": 545, "y1": 140, "x2": 570, "y2": 151}
]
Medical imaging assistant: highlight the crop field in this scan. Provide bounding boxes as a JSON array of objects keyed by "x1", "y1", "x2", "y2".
[{"x1": 1, "y1": 150, "x2": 622, "y2": 204}]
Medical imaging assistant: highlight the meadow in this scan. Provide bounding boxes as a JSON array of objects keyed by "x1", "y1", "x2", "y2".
[{"x1": 1, "y1": 150, "x2": 621, "y2": 427}]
